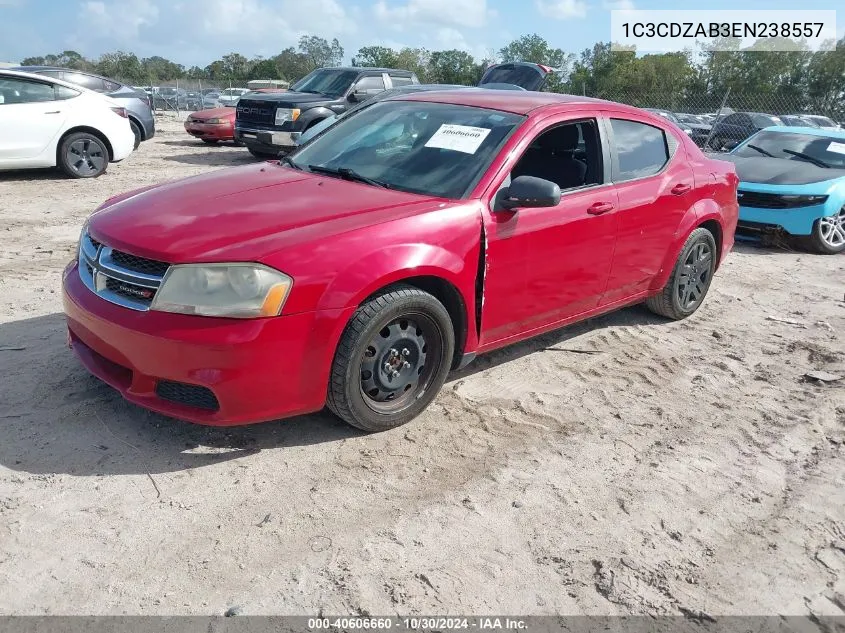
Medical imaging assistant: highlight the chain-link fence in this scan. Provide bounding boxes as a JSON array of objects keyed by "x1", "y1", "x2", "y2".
[{"x1": 127, "y1": 77, "x2": 844, "y2": 145}]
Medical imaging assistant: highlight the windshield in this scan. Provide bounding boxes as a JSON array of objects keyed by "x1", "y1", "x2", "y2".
[
  {"x1": 479, "y1": 63, "x2": 546, "y2": 91},
  {"x1": 734, "y1": 131, "x2": 845, "y2": 169},
  {"x1": 290, "y1": 69, "x2": 359, "y2": 98},
  {"x1": 807, "y1": 116, "x2": 838, "y2": 129},
  {"x1": 222, "y1": 89, "x2": 244, "y2": 96},
  {"x1": 289, "y1": 100, "x2": 524, "y2": 198}
]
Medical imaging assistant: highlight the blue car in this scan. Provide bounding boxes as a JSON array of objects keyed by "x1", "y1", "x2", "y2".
[{"x1": 719, "y1": 126, "x2": 845, "y2": 254}]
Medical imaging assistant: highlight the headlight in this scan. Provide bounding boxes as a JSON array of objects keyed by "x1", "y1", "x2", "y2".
[
  {"x1": 151, "y1": 263, "x2": 293, "y2": 318},
  {"x1": 205, "y1": 118, "x2": 223, "y2": 124},
  {"x1": 275, "y1": 108, "x2": 301, "y2": 125}
]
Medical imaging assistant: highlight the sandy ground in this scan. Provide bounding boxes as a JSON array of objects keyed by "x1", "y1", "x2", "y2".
[{"x1": 0, "y1": 117, "x2": 843, "y2": 617}]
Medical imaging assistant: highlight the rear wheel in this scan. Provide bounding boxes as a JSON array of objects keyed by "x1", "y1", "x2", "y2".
[
  {"x1": 58, "y1": 132, "x2": 109, "y2": 179},
  {"x1": 327, "y1": 285, "x2": 455, "y2": 432},
  {"x1": 129, "y1": 119, "x2": 142, "y2": 150},
  {"x1": 803, "y1": 207, "x2": 845, "y2": 254},
  {"x1": 646, "y1": 228, "x2": 717, "y2": 320}
]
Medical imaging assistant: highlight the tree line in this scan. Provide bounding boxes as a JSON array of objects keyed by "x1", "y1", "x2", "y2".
[{"x1": 20, "y1": 33, "x2": 845, "y2": 115}]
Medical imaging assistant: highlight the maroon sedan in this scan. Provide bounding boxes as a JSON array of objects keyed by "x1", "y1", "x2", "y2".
[
  {"x1": 184, "y1": 106, "x2": 236, "y2": 144},
  {"x1": 63, "y1": 90, "x2": 738, "y2": 431}
]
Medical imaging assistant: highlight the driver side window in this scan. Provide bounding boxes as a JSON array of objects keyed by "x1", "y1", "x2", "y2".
[
  {"x1": 354, "y1": 75, "x2": 386, "y2": 95},
  {"x1": 510, "y1": 119, "x2": 603, "y2": 192}
]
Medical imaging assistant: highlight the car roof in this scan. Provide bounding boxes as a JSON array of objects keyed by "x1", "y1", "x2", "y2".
[
  {"x1": 0, "y1": 68, "x2": 100, "y2": 92},
  {"x1": 320, "y1": 66, "x2": 414, "y2": 75},
  {"x1": 760, "y1": 125, "x2": 845, "y2": 140},
  {"x1": 12, "y1": 65, "x2": 122, "y2": 84},
  {"x1": 387, "y1": 88, "x2": 636, "y2": 116}
]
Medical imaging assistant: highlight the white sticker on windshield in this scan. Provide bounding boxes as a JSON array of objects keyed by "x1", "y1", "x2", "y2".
[
  {"x1": 827, "y1": 141, "x2": 845, "y2": 155},
  {"x1": 425, "y1": 124, "x2": 491, "y2": 154}
]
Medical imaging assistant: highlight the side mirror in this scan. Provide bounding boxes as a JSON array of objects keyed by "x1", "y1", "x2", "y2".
[
  {"x1": 349, "y1": 89, "x2": 368, "y2": 102},
  {"x1": 499, "y1": 176, "x2": 561, "y2": 210}
]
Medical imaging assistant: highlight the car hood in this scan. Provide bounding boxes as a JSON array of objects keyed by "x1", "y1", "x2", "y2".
[
  {"x1": 87, "y1": 164, "x2": 444, "y2": 263},
  {"x1": 189, "y1": 106, "x2": 235, "y2": 121},
  {"x1": 239, "y1": 91, "x2": 336, "y2": 106},
  {"x1": 718, "y1": 155, "x2": 845, "y2": 185}
]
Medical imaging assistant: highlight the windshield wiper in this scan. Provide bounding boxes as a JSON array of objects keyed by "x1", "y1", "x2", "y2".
[
  {"x1": 307, "y1": 165, "x2": 390, "y2": 188},
  {"x1": 782, "y1": 149, "x2": 830, "y2": 168},
  {"x1": 746, "y1": 144, "x2": 775, "y2": 157},
  {"x1": 279, "y1": 155, "x2": 301, "y2": 170}
]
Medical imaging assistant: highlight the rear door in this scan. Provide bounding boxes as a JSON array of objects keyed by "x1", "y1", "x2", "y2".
[
  {"x1": 477, "y1": 62, "x2": 552, "y2": 91},
  {"x1": 0, "y1": 76, "x2": 70, "y2": 161},
  {"x1": 600, "y1": 113, "x2": 695, "y2": 304}
]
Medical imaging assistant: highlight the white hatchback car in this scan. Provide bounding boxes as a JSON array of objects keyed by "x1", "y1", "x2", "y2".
[{"x1": 0, "y1": 69, "x2": 135, "y2": 178}]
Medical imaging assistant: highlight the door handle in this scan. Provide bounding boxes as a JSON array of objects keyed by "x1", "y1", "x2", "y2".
[
  {"x1": 587, "y1": 201, "x2": 614, "y2": 215},
  {"x1": 671, "y1": 183, "x2": 691, "y2": 195}
]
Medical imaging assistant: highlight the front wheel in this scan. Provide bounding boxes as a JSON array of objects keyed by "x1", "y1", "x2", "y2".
[
  {"x1": 327, "y1": 285, "x2": 455, "y2": 432},
  {"x1": 58, "y1": 132, "x2": 109, "y2": 179},
  {"x1": 803, "y1": 208, "x2": 845, "y2": 254},
  {"x1": 646, "y1": 228, "x2": 717, "y2": 320}
]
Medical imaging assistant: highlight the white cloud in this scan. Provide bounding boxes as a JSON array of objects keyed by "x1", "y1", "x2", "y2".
[
  {"x1": 603, "y1": 0, "x2": 634, "y2": 10},
  {"x1": 374, "y1": 0, "x2": 489, "y2": 29},
  {"x1": 81, "y1": 0, "x2": 159, "y2": 39},
  {"x1": 70, "y1": 0, "x2": 354, "y2": 65},
  {"x1": 535, "y1": 0, "x2": 587, "y2": 20}
]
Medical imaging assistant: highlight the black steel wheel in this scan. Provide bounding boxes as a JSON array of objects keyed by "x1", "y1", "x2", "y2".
[
  {"x1": 327, "y1": 285, "x2": 454, "y2": 432},
  {"x1": 646, "y1": 227, "x2": 717, "y2": 320},
  {"x1": 58, "y1": 132, "x2": 109, "y2": 179}
]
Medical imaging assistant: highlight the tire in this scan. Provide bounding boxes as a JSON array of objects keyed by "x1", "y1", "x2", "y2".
[
  {"x1": 202, "y1": 139, "x2": 219, "y2": 145},
  {"x1": 248, "y1": 148, "x2": 277, "y2": 159},
  {"x1": 58, "y1": 132, "x2": 109, "y2": 179},
  {"x1": 800, "y1": 208, "x2": 845, "y2": 254},
  {"x1": 646, "y1": 227, "x2": 717, "y2": 320},
  {"x1": 327, "y1": 285, "x2": 455, "y2": 432},
  {"x1": 129, "y1": 119, "x2": 142, "y2": 150}
]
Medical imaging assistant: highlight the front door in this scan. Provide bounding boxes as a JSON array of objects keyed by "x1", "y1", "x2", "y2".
[{"x1": 479, "y1": 115, "x2": 619, "y2": 347}]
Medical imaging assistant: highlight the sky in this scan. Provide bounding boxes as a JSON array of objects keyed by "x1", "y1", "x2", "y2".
[{"x1": 0, "y1": 0, "x2": 842, "y2": 68}]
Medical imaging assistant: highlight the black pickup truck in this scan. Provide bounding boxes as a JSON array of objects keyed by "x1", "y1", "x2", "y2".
[{"x1": 235, "y1": 67, "x2": 420, "y2": 158}]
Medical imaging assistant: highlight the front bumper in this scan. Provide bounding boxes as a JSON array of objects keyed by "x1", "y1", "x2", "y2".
[
  {"x1": 235, "y1": 126, "x2": 300, "y2": 154},
  {"x1": 738, "y1": 202, "x2": 831, "y2": 236},
  {"x1": 184, "y1": 121, "x2": 235, "y2": 141},
  {"x1": 62, "y1": 262, "x2": 352, "y2": 426}
]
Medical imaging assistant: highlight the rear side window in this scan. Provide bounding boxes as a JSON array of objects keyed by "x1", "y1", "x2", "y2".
[
  {"x1": 610, "y1": 118, "x2": 669, "y2": 182},
  {"x1": 63, "y1": 72, "x2": 106, "y2": 92},
  {"x1": 55, "y1": 85, "x2": 80, "y2": 100}
]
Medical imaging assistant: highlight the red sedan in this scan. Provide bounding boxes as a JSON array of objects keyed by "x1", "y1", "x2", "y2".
[
  {"x1": 63, "y1": 90, "x2": 738, "y2": 431},
  {"x1": 184, "y1": 106, "x2": 236, "y2": 144}
]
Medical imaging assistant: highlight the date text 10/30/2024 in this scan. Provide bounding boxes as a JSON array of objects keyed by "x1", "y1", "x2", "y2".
[{"x1": 307, "y1": 617, "x2": 528, "y2": 630}]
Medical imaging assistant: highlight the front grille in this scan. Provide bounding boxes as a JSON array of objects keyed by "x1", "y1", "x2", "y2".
[
  {"x1": 78, "y1": 232, "x2": 170, "y2": 311},
  {"x1": 156, "y1": 380, "x2": 220, "y2": 411},
  {"x1": 236, "y1": 99, "x2": 276, "y2": 126},
  {"x1": 737, "y1": 190, "x2": 827, "y2": 210},
  {"x1": 110, "y1": 250, "x2": 170, "y2": 277}
]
